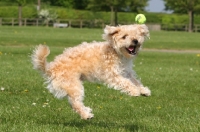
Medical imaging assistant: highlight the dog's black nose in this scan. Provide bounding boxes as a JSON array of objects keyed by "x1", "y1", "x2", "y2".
[{"x1": 133, "y1": 39, "x2": 138, "y2": 45}]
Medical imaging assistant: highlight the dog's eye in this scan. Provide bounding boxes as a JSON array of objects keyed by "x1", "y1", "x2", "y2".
[{"x1": 122, "y1": 35, "x2": 127, "y2": 39}]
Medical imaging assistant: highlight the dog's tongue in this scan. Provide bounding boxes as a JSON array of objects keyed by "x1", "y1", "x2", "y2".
[{"x1": 128, "y1": 46, "x2": 134, "y2": 51}]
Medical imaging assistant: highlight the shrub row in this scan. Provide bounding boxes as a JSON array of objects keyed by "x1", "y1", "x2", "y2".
[
  {"x1": 0, "y1": 5, "x2": 200, "y2": 25},
  {"x1": 0, "y1": 6, "x2": 37, "y2": 18}
]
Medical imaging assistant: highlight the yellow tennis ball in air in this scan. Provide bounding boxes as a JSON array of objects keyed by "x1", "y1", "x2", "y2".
[{"x1": 135, "y1": 14, "x2": 146, "y2": 24}]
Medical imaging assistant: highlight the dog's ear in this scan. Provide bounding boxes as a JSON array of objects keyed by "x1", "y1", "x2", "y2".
[
  {"x1": 138, "y1": 24, "x2": 150, "y2": 39},
  {"x1": 102, "y1": 25, "x2": 120, "y2": 41},
  {"x1": 104, "y1": 25, "x2": 119, "y2": 35}
]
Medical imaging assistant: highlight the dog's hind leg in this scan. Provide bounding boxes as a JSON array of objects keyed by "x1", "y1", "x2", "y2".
[{"x1": 65, "y1": 80, "x2": 94, "y2": 120}]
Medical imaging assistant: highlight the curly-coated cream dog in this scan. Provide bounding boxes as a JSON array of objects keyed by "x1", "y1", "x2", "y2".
[{"x1": 31, "y1": 24, "x2": 151, "y2": 120}]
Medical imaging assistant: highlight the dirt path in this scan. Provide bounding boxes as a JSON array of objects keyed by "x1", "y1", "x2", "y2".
[{"x1": 143, "y1": 48, "x2": 200, "y2": 54}]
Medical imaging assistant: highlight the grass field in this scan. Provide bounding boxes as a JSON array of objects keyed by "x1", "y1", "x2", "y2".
[{"x1": 0, "y1": 26, "x2": 200, "y2": 132}]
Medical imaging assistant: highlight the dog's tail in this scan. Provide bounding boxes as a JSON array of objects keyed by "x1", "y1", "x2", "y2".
[{"x1": 31, "y1": 45, "x2": 50, "y2": 73}]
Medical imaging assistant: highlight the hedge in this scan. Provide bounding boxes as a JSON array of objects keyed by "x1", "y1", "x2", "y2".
[
  {"x1": 0, "y1": 6, "x2": 37, "y2": 18},
  {"x1": 0, "y1": 5, "x2": 200, "y2": 25}
]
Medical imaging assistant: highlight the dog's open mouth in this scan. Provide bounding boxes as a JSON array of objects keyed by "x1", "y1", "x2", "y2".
[{"x1": 126, "y1": 45, "x2": 137, "y2": 55}]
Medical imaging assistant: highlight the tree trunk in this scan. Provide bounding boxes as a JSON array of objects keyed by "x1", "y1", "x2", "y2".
[
  {"x1": 188, "y1": 10, "x2": 193, "y2": 32},
  {"x1": 110, "y1": 6, "x2": 114, "y2": 26},
  {"x1": 37, "y1": 0, "x2": 41, "y2": 11},
  {"x1": 18, "y1": 5, "x2": 22, "y2": 26},
  {"x1": 114, "y1": 8, "x2": 118, "y2": 26}
]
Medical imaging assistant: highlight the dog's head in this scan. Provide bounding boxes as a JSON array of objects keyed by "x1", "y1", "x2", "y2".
[{"x1": 102, "y1": 24, "x2": 150, "y2": 58}]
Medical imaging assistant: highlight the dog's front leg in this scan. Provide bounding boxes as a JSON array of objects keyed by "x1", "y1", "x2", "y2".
[
  {"x1": 126, "y1": 71, "x2": 151, "y2": 96},
  {"x1": 106, "y1": 75, "x2": 141, "y2": 96},
  {"x1": 131, "y1": 77, "x2": 151, "y2": 96}
]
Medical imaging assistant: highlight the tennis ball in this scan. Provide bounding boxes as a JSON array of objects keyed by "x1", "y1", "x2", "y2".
[{"x1": 135, "y1": 14, "x2": 146, "y2": 24}]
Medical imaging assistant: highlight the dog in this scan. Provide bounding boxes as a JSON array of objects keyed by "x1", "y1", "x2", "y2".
[{"x1": 31, "y1": 24, "x2": 151, "y2": 120}]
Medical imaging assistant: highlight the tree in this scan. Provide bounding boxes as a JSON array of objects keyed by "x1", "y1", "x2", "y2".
[
  {"x1": 1, "y1": 0, "x2": 35, "y2": 26},
  {"x1": 42, "y1": 0, "x2": 89, "y2": 9},
  {"x1": 87, "y1": 0, "x2": 148, "y2": 26},
  {"x1": 43, "y1": 0, "x2": 74, "y2": 8},
  {"x1": 164, "y1": 0, "x2": 200, "y2": 32},
  {"x1": 73, "y1": 0, "x2": 88, "y2": 9},
  {"x1": 16, "y1": 0, "x2": 27, "y2": 26}
]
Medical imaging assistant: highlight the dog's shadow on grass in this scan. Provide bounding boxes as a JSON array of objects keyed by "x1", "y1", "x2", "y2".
[
  {"x1": 37, "y1": 115, "x2": 146, "y2": 131},
  {"x1": 63, "y1": 119, "x2": 145, "y2": 131}
]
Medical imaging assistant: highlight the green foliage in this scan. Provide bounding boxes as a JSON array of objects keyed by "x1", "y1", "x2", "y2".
[
  {"x1": 87, "y1": 0, "x2": 148, "y2": 12},
  {"x1": 42, "y1": 0, "x2": 74, "y2": 8},
  {"x1": 0, "y1": 5, "x2": 37, "y2": 18},
  {"x1": 145, "y1": 13, "x2": 163, "y2": 23},
  {"x1": 87, "y1": 0, "x2": 148, "y2": 25},
  {"x1": 117, "y1": 12, "x2": 137, "y2": 23},
  {"x1": 162, "y1": 14, "x2": 188, "y2": 24},
  {"x1": 23, "y1": 6, "x2": 37, "y2": 18},
  {"x1": 42, "y1": 0, "x2": 89, "y2": 9},
  {"x1": 1, "y1": 5, "x2": 200, "y2": 26},
  {"x1": 73, "y1": 0, "x2": 88, "y2": 9},
  {"x1": 126, "y1": 0, "x2": 149, "y2": 12},
  {"x1": 0, "y1": 6, "x2": 18, "y2": 17},
  {"x1": 163, "y1": 0, "x2": 200, "y2": 32},
  {"x1": 1, "y1": 0, "x2": 35, "y2": 6},
  {"x1": 164, "y1": 0, "x2": 200, "y2": 13},
  {"x1": 194, "y1": 15, "x2": 200, "y2": 23}
]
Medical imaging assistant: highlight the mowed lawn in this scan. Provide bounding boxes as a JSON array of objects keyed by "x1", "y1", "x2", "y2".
[{"x1": 0, "y1": 26, "x2": 200, "y2": 132}]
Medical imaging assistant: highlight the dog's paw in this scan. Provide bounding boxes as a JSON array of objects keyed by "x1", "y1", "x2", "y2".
[
  {"x1": 80, "y1": 107, "x2": 94, "y2": 120},
  {"x1": 84, "y1": 107, "x2": 92, "y2": 113},
  {"x1": 81, "y1": 112, "x2": 94, "y2": 120},
  {"x1": 140, "y1": 86, "x2": 151, "y2": 96},
  {"x1": 128, "y1": 89, "x2": 140, "y2": 97},
  {"x1": 86, "y1": 113, "x2": 94, "y2": 120}
]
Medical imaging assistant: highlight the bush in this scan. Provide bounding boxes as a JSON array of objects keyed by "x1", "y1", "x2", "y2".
[
  {"x1": 0, "y1": 5, "x2": 37, "y2": 18},
  {"x1": 1, "y1": 5, "x2": 200, "y2": 26},
  {"x1": 145, "y1": 13, "x2": 163, "y2": 23},
  {"x1": 162, "y1": 14, "x2": 188, "y2": 24},
  {"x1": 0, "y1": 6, "x2": 18, "y2": 18},
  {"x1": 23, "y1": 6, "x2": 37, "y2": 18}
]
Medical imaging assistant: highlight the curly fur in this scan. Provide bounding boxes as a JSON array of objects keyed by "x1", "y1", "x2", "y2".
[{"x1": 31, "y1": 24, "x2": 151, "y2": 120}]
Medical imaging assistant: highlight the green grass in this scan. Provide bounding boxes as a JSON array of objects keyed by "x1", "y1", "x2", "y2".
[
  {"x1": 145, "y1": 31, "x2": 200, "y2": 50},
  {"x1": 0, "y1": 26, "x2": 200, "y2": 50},
  {"x1": 0, "y1": 26, "x2": 200, "y2": 132}
]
